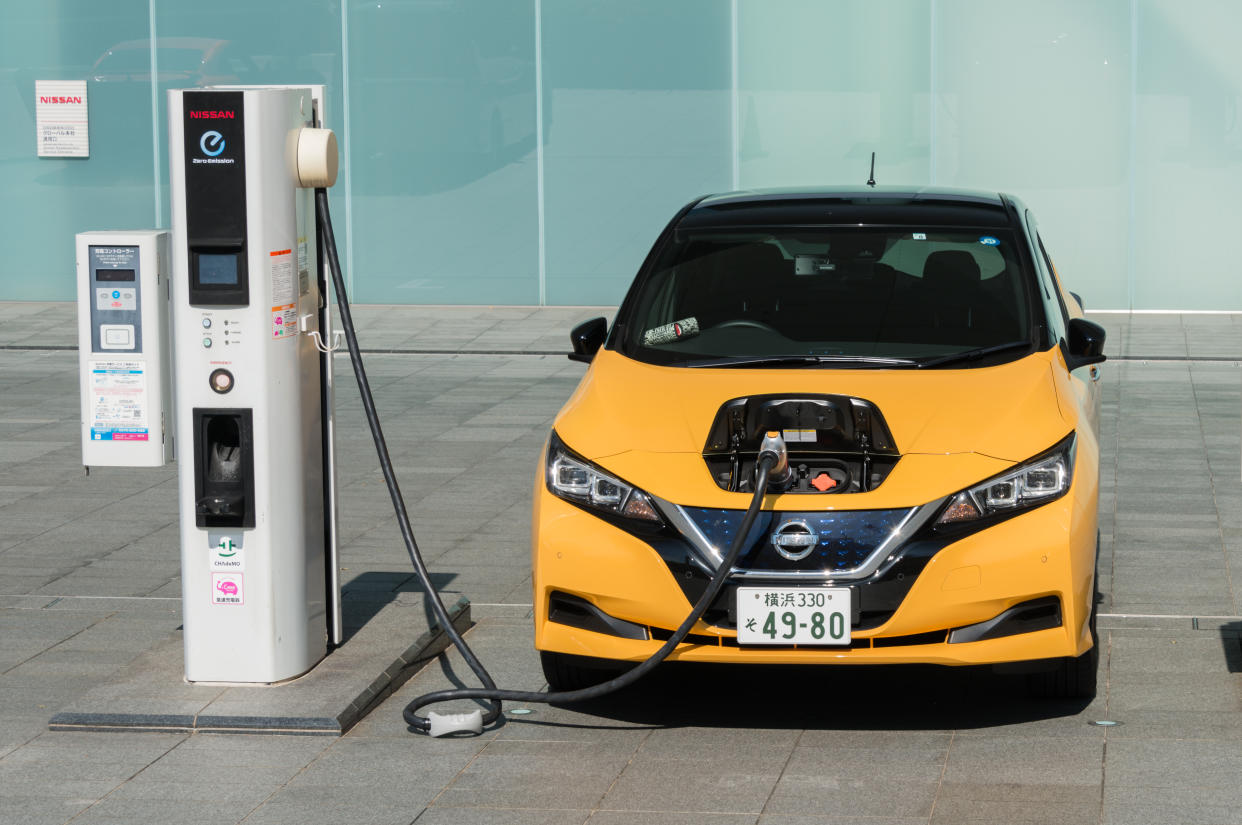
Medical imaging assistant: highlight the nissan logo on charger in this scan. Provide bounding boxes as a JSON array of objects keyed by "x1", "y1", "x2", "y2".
[{"x1": 200, "y1": 130, "x2": 225, "y2": 157}]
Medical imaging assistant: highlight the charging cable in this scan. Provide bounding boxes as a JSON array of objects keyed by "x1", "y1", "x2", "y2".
[{"x1": 316, "y1": 189, "x2": 778, "y2": 735}]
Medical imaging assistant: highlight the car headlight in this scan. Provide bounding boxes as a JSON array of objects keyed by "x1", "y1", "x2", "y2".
[
  {"x1": 546, "y1": 431, "x2": 662, "y2": 523},
  {"x1": 935, "y1": 432, "x2": 1076, "y2": 527}
]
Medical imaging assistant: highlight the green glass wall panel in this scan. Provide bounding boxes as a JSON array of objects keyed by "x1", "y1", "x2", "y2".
[
  {"x1": 541, "y1": 0, "x2": 732, "y2": 306},
  {"x1": 933, "y1": 0, "x2": 1132, "y2": 309},
  {"x1": 347, "y1": 0, "x2": 539, "y2": 305},
  {"x1": 738, "y1": 0, "x2": 931, "y2": 189},
  {"x1": 0, "y1": 1, "x2": 155, "y2": 300},
  {"x1": 1133, "y1": 0, "x2": 1242, "y2": 310},
  {"x1": 152, "y1": 0, "x2": 344, "y2": 231}
]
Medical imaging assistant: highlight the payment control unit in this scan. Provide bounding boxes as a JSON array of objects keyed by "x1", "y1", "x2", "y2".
[{"x1": 76, "y1": 230, "x2": 173, "y2": 468}]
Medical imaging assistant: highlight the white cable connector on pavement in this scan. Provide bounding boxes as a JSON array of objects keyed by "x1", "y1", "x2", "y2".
[{"x1": 427, "y1": 710, "x2": 484, "y2": 737}]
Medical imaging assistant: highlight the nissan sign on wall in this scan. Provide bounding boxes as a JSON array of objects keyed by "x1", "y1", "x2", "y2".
[{"x1": 35, "y1": 79, "x2": 89, "y2": 157}]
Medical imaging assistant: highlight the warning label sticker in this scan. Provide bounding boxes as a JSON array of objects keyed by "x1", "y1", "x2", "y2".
[
  {"x1": 89, "y1": 360, "x2": 148, "y2": 441},
  {"x1": 272, "y1": 303, "x2": 296, "y2": 339},
  {"x1": 270, "y1": 248, "x2": 297, "y2": 340},
  {"x1": 212, "y1": 573, "x2": 244, "y2": 605}
]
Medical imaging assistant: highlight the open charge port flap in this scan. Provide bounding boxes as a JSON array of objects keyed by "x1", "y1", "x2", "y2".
[
  {"x1": 702, "y1": 394, "x2": 900, "y2": 494},
  {"x1": 193, "y1": 408, "x2": 255, "y2": 528}
]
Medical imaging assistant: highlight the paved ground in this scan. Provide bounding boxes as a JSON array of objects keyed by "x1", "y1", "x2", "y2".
[{"x1": 0, "y1": 304, "x2": 1240, "y2": 824}]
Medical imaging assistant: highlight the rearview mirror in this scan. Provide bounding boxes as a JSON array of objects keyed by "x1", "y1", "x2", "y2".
[
  {"x1": 1064, "y1": 317, "x2": 1106, "y2": 370},
  {"x1": 568, "y1": 317, "x2": 607, "y2": 363}
]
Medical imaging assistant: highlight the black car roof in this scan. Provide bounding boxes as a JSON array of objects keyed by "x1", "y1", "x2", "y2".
[{"x1": 680, "y1": 186, "x2": 1014, "y2": 230}]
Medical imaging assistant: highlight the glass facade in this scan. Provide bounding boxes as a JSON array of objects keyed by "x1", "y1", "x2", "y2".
[{"x1": 0, "y1": 1, "x2": 1239, "y2": 309}]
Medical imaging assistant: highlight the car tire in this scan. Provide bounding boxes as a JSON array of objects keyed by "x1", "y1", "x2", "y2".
[
  {"x1": 1029, "y1": 547, "x2": 1101, "y2": 700},
  {"x1": 1028, "y1": 639, "x2": 1098, "y2": 700},
  {"x1": 540, "y1": 651, "x2": 633, "y2": 692}
]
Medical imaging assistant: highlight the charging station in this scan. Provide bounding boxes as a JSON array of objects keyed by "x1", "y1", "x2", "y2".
[{"x1": 168, "y1": 85, "x2": 341, "y2": 683}]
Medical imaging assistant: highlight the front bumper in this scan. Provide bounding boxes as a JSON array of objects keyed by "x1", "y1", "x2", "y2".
[{"x1": 532, "y1": 466, "x2": 1098, "y2": 666}]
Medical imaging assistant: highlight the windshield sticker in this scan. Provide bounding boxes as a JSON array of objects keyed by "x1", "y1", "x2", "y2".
[
  {"x1": 643, "y1": 317, "x2": 699, "y2": 346},
  {"x1": 979, "y1": 236, "x2": 1000, "y2": 246},
  {"x1": 912, "y1": 233, "x2": 926, "y2": 240}
]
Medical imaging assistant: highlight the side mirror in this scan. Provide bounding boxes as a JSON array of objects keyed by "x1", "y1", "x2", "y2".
[
  {"x1": 1064, "y1": 317, "x2": 1106, "y2": 370},
  {"x1": 568, "y1": 316, "x2": 607, "y2": 363}
]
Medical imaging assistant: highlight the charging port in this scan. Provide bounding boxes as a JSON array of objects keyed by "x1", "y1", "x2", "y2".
[
  {"x1": 192, "y1": 408, "x2": 255, "y2": 528},
  {"x1": 702, "y1": 394, "x2": 900, "y2": 493}
]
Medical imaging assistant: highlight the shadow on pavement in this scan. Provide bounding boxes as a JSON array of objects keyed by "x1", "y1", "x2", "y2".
[
  {"x1": 550, "y1": 661, "x2": 1092, "y2": 731},
  {"x1": 340, "y1": 570, "x2": 457, "y2": 644},
  {"x1": 1221, "y1": 621, "x2": 1242, "y2": 674},
  {"x1": 421, "y1": 647, "x2": 1093, "y2": 733}
]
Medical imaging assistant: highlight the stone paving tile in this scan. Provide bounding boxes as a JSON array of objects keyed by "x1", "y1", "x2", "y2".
[
  {"x1": 757, "y1": 817, "x2": 925, "y2": 825},
  {"x1": 1107, "y1": 672, "x2": 1242, "y2": 713},
  {"x1": 433, "y1": 726, "x2": 639, "y2": 809},
  {"x1": 67, "y1": 797, "x2": 260, "y2": 825},
  {"x1": 242, "y1": 794, "x2": 428, "y2": 825},
  {"x1": 0, "y1": 796, "x2": 95, "y2": 825},
  {"x1": 943, "y1": 735, "x2": 1102, "y2": 785},
  {"x1": 1104, "y1": 738, "x2": 1242, "y2": 789},
  {"x1": 930, "y1": 783, "x2": 1100, "y2": 825},
  {"x1": 600, "y1": 752, "x2": 785, "y2": 815},
  {"x1": 1104, "y1": 708, "x2": 1242, "y2": 740},
  {"x1": 417, "y1": 809, "x2": 590, "y2": 825},
  {"x1": 763, "y1": 777, "x2": 939, "y2": 819},
  {"x1": 1107, "y1": 634, "x2": 1236, "y2": 673},
  {"x1": 1100, "y1": 783, "x2": 1242, "y2": 825},
  {"x1": 285, "y1": 739, "x2": 478, "y2": 792},
  {"x1": 634, "y1": 726, "x2": 801, "y2": 760}
]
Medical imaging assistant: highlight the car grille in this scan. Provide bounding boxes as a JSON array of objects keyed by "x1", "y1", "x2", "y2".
[{"x1": 681, "y1": 507, "x2": 911, "y2": 576}]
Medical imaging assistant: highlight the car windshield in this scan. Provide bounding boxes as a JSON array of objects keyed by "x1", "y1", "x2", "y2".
[{"x1": 620, "y1": 227, "x2": 1034, "y2": 367}]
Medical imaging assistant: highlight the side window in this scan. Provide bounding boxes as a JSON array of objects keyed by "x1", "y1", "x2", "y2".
[{"x1": 1024, "y1": 211, "x2": 1068, "y2": 343}]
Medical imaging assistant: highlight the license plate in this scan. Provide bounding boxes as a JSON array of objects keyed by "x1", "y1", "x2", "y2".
[{"x1": 735, "y1": 587, "x2": 852, "y2": 646}]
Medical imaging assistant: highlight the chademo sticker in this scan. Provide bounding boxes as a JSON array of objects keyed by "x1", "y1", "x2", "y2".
[{"x1": 979, "y1": 236, "x2": 1000, "y2": 246}]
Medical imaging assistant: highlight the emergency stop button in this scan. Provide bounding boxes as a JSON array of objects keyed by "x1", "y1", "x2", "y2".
[{"x1": 209, "y1": 369, "x2": 234, "y2": 394}]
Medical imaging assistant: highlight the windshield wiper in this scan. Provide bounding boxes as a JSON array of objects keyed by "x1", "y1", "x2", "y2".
[
  {"x1": 917, "y1": 340, "x2": 1033, "y2": 369},
  {"x1": 684, "y1": 355, "x2": 919, "y2": 369}
]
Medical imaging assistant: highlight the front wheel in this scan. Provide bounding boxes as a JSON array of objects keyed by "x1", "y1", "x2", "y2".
[
  {"x1": 1027, "y1": 642, "x2": 1098, "y2": 699},
  {"x1": 540, "y1": 651, "x2": 634, "y2": 691},
  {"x1": 1029, "y1": 560, "x2": 1101, "y2": 699}
]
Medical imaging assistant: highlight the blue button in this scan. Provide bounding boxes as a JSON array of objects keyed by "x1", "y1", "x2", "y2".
[{"x1": 112, "y1": 290, "x2": 120, "y2": 299}]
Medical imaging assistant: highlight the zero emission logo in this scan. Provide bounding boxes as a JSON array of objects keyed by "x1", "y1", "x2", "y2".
[
  {"x1": 193, "y1": 130, "x2": 234, "y2": 165},
  {"x1": 200, "y1": 130, "x2": 225, "y2": 157}
]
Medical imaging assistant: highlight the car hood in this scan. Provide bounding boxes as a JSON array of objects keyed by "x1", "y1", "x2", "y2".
[{"x1": 553, "y1": 348, "x2": 1074, "y2": 509}]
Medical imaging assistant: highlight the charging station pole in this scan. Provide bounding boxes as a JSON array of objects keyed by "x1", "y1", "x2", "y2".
[{"x1": 168, "y1": 86, "x2": 340, "y2": 683}]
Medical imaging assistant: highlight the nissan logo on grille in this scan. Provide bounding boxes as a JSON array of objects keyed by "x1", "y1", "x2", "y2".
[{"x1": 771, "y1": 520, "x2": 818, "y2": 561}]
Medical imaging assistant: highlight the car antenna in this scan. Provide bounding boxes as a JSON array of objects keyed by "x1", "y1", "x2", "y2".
[{"x1": 866, "y1": 152, "x2": 877, "y2": 188}]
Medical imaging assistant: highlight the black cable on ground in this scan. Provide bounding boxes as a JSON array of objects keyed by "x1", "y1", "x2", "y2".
[{"x1": 316, "y1": 188, "x2": 777, "y2": 735}]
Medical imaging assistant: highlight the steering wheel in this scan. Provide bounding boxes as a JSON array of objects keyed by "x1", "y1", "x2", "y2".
[{"x1": 714, "y1": 319, "x2": 779, "y2": 333}]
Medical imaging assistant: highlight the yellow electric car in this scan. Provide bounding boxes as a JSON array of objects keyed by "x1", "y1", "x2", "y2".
[{"x1": 533, "y1": 188, "x2": 1105, "y2": 698}]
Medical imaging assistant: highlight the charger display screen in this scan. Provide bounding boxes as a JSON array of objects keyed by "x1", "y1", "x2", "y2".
[
  {"x1": 96, "y1": 269, "x2": 135, "y2": 282},
  {"x1": 197, "y1": 254, "x2": 239, "y2": 286}
]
